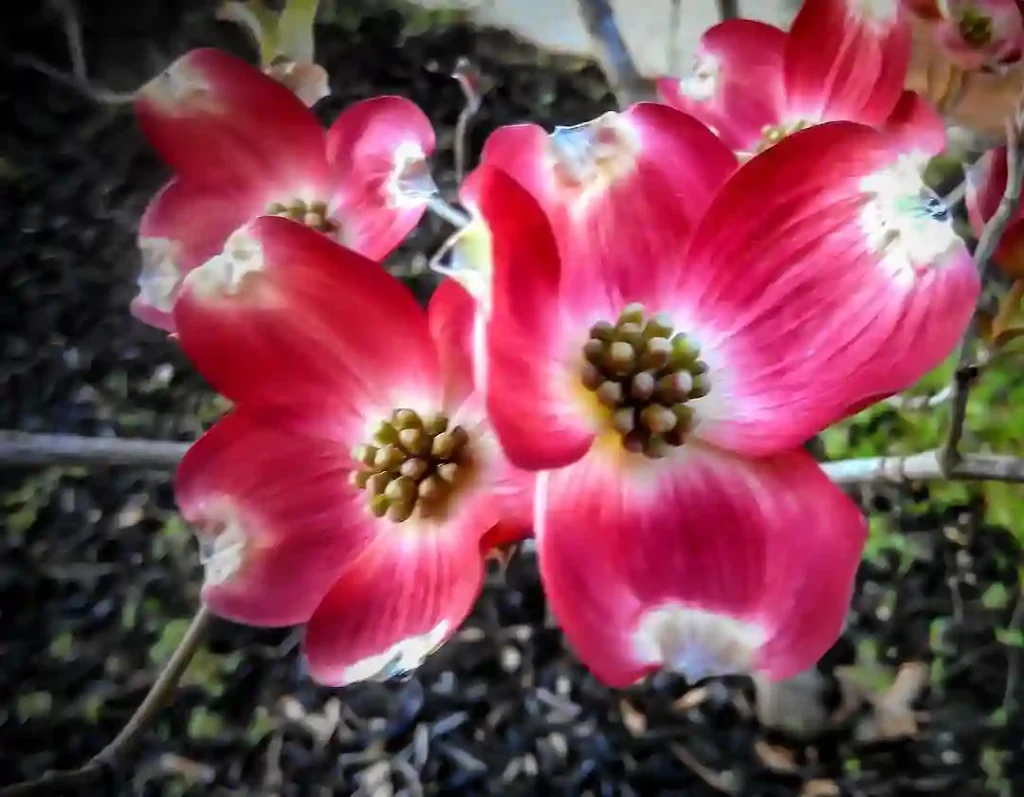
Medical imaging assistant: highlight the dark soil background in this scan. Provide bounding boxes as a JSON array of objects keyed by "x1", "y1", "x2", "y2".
[{"x1": 1, "y1": 1, "x2": 1022, "y2": 795}]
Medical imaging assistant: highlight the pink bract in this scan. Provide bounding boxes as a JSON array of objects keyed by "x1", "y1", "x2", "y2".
[
  {"x1": 466, "y1": 106, "x2": 979, "y2": 686},
  {"x1": 657, "y1": 0, "x2": 945, "y2": 160},
  {"x1": 172, "y1": 218, "x2": 531, "y2": 686},
  {"x1": 967, "y1": 145, "x2": 1024, "y2": 275},
  {"x1": 132, "y1": 48, "x2": 436, "y2": 332},
  {"x1": 934, "y1": 0, "x2": 1024, "y2": 68}
]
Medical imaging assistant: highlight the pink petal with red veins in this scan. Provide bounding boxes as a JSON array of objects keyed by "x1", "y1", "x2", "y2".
[
  {"x1": 176, "y1": 410, "x2": 380, "y2": 627},
  {"x1": 657, "y1": 20, "x2": 788, "y2": 154},
  {"x1": 132, "y1": 178, "x2": 260, "y2": 332},
  {"x1": 428, "y1": 278, "x2": 479, "y2": 410},
  {"x1": 784, "y1": 0, "x2": 910, "y2": 127},
  {"x1": 966, "y1": 145, "x2": 1024, "y2": 271},
  {"x1": 326, "y1": 96, "x2": 437, "y2": 261},
  {"x1": 966, "y1": 146, "x2": 1007, "y2": 236},
  {"x1": 535, "y1": 445, "x2": 866, "y2": 688},
  {"x1": 173, "y1": 216, "x2": 441, "y2": 421},
  {"x1": 303, "y1": 514, "x2": 486, "y2": 686},
  {"x1": 676, "y1": 122, "x2": 979, "y2": 455},
  {"x1": 480, "y1": 103, "x2": 737, "y2": 302},
  {"x1": 135, "y1": 48, "x2": 329, "y2": 195},
  {"x1": 881, "y1": 91, "x2": 947, "y2": 159},
  {"x1": 461, "y1": 165, "x2": 596, "y2": 472}
]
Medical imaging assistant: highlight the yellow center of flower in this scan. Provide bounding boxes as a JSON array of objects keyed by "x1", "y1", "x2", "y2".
[
  {"x1": 959, "y1": 7, "x2": 993, "y2": 47},
  {"x1": 265, "y1": 198, "x2": 338, "y2": 235},
  {"x1": 755, "y1": 119, "x2": 811, "y2": 155},
  {"x1": 350, "y1": 409, "x2": 473, "y2": 523},
  {"x1": 580, "y1": 303, "x2": 709, "y2": 460}
]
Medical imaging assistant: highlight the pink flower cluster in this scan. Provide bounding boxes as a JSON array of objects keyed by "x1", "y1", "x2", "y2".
[
  {"x1": 904, "y1": 0, "x2": 1024, "y2": 68},
  {"x1": 133, "y1": 0, "x2": 980, "y2": 688}
]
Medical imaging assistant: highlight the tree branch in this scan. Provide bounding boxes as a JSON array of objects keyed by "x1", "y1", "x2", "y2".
[
  {"x1": 940, "y1": 117, "x2": 1024, "y2": 472},
  {"x1": 716, "y1": 0, "x2": 740, "y2": 21},
  {"x1": 574, "y1": 0, "x2": 653, "y2": 106},
  {"x1": 0, "y1": 432, "x2": 190, "y2": 468},
  {"x1": 0, "y1": 607, "x2": 213, "y2": 797},
  {"x1": 822, "y1": 449, "x2": 1024, "y2": 485}
]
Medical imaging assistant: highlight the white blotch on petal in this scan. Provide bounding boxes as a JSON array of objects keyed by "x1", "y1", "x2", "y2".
[
  {"x1": 849, "y1": 0, "x2": 900, "y2": 27},
  {"x1": 136, "y1": 237, "x2": 183, "y2": 312},
  {"x1": 858, "y1": 156, "x2": 960, "y2": 285},
  {"x1": 186, "y1": 226, "x2": 265, "y2": 298},
  {"x1": 142, "y1": 58, "x2": 213, "y2": 111},
  {"x1": 679, "y1": 52, "x2": 720, "y2": 102},
  {"x1": 547, "y1": 111, "x2": 641, "y2": 211},
  {"x1": 387, "y1": 141, "x2": 436, "y2": 209},
  {"x1": 196, "y1": 519, "x2": 248, "y2": 586},
  {"x1": 265, "y1": 61, "x2": 331, "y2": 107},
  {"x1": 332, "y1": 619, "x2": 451, "y2": 686},
  {"x1": 634, "y1": 603, "x2": 765, "y2": 682}
]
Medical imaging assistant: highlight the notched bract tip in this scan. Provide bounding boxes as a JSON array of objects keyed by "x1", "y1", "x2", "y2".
[{"x1": 185, "y1": 226, "x2": 266, "y2": 300}]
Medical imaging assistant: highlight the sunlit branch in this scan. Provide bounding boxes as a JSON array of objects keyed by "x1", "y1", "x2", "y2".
[
  {"x1": 574, "y1": 0, "x2": 654, "y2": 107},
  {"x1": 886, "y1": 384, "x2": 953, "y2": 410},
  {"x1": 451, "y1": 57, "x2": 491, "y2": 185},
  {"x1": 0, "y1": 432, "x2": 190, "y2": 468},
  {"x1": 940, "y1": 117, "x2": 1024, "y2": 473},
  {"x1": 0, "y1": 607, "x2": 213, "y2": 797},
  {"x1": 426, "y1": 195, "x2": 471, "y2": 228},
  {"x1": 5, "y1": 432, "x2": 1024, "y2": 486},
  {"x1": 822, "y1": 449, "x2": 1024, "y2": 485}
]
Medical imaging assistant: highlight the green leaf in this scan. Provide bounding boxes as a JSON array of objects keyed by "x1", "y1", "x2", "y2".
[
  {"x1": 995, "y1": 627, "x2": 1024, "y2": 647},
  {"x1": 982, "y1": 583, "x2": 1011, "y2": 610}
]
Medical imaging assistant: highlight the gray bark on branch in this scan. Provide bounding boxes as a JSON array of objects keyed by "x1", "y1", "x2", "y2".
[{"x1": 0, "y1": 607, "x2": 212, "y2": 797}]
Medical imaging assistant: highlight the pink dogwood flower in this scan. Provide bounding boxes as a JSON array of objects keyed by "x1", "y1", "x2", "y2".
[
  {"x1": 171, "y1": 218, "x2": 530, "y2": 686},
  {"x1": 658, "y1": 0, "x2": 945, "y2": 161},
  {"x1": 933, "y1": 0, "x2": 1024, "y2": 68},
  {"x1": 456, "y1": 107, "x2": 979, "y2": 686},
  {"x1": 132, "y1": 48, "x2": 436, "y2": 332},
  {"x1": 967, "y1": 145, "x2": 1024, "y2": 277}
]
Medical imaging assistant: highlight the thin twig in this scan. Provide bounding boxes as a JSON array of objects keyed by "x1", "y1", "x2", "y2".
[
  {"x1": 7, "y1": 53, "x2": 138, "y2": 105},
  {"x1": 0, "y1": 607, "x2": 213, "y2": 797},
  {"x1": 886, "y1": 384, "x2": 953, "y2": 410},
  {"x1": 940, "y1": 118, "x2": 1024, "y2": 473},
  {"x1": 1002, "y1": 591, "x2": 1024, "y2": 715},
  {"x1": 425, "y1": 195, "x2": 471, "y2": 228},
  {"x1": 715, "y1": 0, "x2": 740, "y2": 21},
  {"x1": 822, "y1": 449, "x2": 1024, "y2": 485},
  {"x1": 574, "y1": 0, "x2": 653, "y2": 106},
  {"x1": 0, "y1": 431, "x2": 190, "y2": 468},
  {"x1": 50, "y1": 0, "x2": 87, "y2": 79},
  {"x1": 667, "y1": 0, "x2": 683, "y2": 78},
  {"x1": 451, "y1": 57, "x2": 491, "y2": 185}
]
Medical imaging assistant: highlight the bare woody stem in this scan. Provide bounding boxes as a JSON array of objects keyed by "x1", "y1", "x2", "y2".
[
  {"x1": 822, "y1": 449, "x2": 1024, "y2": 486},
  {"x1": 0, "y1": 607, "x2": 213, "y2": 797},
  {"x1": 0, "y1": 431, "x2": 189, "y2": 468},
  {"x1": 574, "y1": 0, "x2": 654, "y2": 106},
  {"x1": 4, "y1": 431, "x2": 1024, "y2": 487},
  {"x1": 940, "y1": 118, "x2": 1024, "y2": 473},
  {"x1": 715, "y1": 0, "x2": 740, "y2": 21}
]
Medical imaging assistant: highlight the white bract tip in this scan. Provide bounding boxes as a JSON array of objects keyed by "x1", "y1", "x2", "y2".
[
  {"x1": 187, "y1": 227, "x2": 266, "y2": 298},
  {"x1": 196, "y1": 519, "x2": 248, "y2": 586},
  {"x1": 859, "y1": 156, "x2": 959, "y2": 284},
  {"x1": 136, "y1": 238, "x2": 183, "y2": 313},
  {"x1": 387, "y1": 141, "x2": 436, "y2": 209},
  {"x1": 332, "y1": 619, "x2": 451, "y2": 686},
  {"x1": 634, "y1": 603, "x2": 764, "y2": 683},
  {"x1": 679, "y1": 52, "x2": 720, "y2": 102}
]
